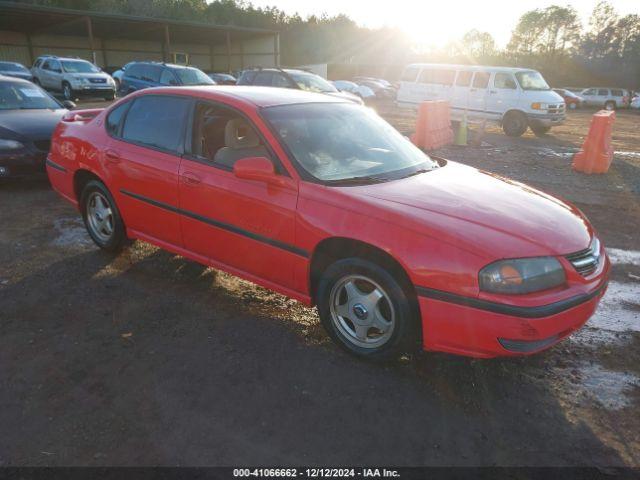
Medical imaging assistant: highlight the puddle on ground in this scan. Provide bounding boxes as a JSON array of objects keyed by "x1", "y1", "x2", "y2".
[
  {"x1": 576, "y1": 363, "x2": 640, "y2": 410},
  {"x1": 51, "y1": 217, "x2": 94, "y2": 249}
]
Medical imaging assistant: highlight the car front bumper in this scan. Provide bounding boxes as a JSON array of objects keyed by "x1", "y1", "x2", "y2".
[
  {"x1": 0, "y1": 149, "x2": 47, "y2": 178},
  {"x1": 416, "y1": 261, "x2": 609, "y2": 358},
  {"x1": 527, "y1": 112, "x2": 566, "y2": 127}
]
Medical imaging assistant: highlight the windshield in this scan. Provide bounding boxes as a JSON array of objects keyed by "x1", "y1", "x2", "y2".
[
  {"x1": 62, "y1": 60, "x2": 100, "y2": 74},
  {"x1": 0, "y1": 82, "x2": 61, "y2": 110},
  {"x1": 515, "y1": 71, "x2": 550, "y2": 91},
  {"x1": 289, "y1": 72, "x2": 337, "y2": 93},
  {"x1": 263, "y1": 103, "x2": 438, "y2": 183},
  {"x1": 0, "y1": 62, "x2": 29, "y2": 73},
  {"x1": 174, "y1": 68, "x2": 214, "y2": 85}
]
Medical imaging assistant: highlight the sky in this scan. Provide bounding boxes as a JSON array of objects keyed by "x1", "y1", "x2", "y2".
[{"x1": 249, "y1": 0, "x2": 639, "y2": 48}]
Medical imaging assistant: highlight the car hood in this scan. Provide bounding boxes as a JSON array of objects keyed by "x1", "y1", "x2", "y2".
[
  {"x1": 0, "y1": 109, "x2": 66, "y2": 141},
  {"x1": 521, "y1": 89, "x2": 565, "y2": 104},
  {"x1": 348, "y1": 161, "x2": 592, "y2": 259},
  {"x1": 1, "y1": 71, "x2": 33, "y2": 80}
]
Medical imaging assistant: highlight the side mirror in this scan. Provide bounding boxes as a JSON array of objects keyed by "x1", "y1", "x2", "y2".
[
  {"x1": 62, "y1": 100, "x2": 76, "y2": 110},
  {"x1": 233, "y1": 157, "x2": 284, "y2": 186}
]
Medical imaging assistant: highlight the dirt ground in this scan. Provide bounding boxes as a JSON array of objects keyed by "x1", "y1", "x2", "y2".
[{"x1": 0, "y1": 99, "x2": 639, "y2": 467}]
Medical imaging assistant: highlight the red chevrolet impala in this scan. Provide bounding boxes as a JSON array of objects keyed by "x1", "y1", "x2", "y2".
[{"x1": 46, "y1": 87, "x2": 609, "y2": 360}]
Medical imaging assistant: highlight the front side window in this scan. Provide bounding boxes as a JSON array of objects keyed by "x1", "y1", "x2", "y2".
[
  {"x1": 272, "y1": 73, "x2": 292, "y2": 88},
  {"x1": 61, "y1": 60, "x2": 99, "y2": 74},
  {"x1": 189, "y1": 102, "x2": 273, "y2": 171},
  {"x1": 262, "y1": 103, "x2": 438, "y2": 183},
  {"x1": 472, "y1": 72, "x2": 490, "y2": 89},
  {"x1": 121, "y1": 96, "x2": 190, "y2": 153},
  {"x1": 494, "y1": 73, "x2": 517, "y2": 89},
  {"x1": 0, "y1": 81, "x2": 61, "y2": 110},
  {"x1": 173, "y1": 67, "x2": 214, "y2": 86},
  {"x1": 515, "y1": 71, "x2": 550, "y2": 91},
  {"x1": 253, "y1": 72, "x2": 273, "y2": 86}
]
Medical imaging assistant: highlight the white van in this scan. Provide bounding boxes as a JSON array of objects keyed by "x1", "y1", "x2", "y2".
[{"x1": 397, "y1": 64, "x2": 565, "y2": 137}]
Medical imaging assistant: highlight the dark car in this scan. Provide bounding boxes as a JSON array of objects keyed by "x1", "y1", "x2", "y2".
[
  {"x1": 0, "y1": 61, "x2": 33, "y2": 82},
  {"x1": 118, "y1": 62, "x2": 214, "y2": 95},
  {"x1": 207, "y1": 72, "x2": 237, "y2": 85},
  {"x1": 237, "y1": 68, "x2": 363, "y2": 104},
  {"x1": 0, "y1": 75, "x2": 73, "y2": 179}
]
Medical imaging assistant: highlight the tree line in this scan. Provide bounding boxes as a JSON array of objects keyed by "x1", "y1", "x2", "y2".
[{"x1": 15, "y1": 0, "x2": 640, "y2": 88}]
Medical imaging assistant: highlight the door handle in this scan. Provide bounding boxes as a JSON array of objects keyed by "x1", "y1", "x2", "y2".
[
  {"x1": 104, "y1": 149, "x2": 121, "y2": 163},
  {"x1": 182, "y1": 171, "x2": 201, "y2": 185}
]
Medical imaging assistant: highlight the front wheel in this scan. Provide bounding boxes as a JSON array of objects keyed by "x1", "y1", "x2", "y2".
[
  {"x1": 605, "y1": 101, "x2": 616, "y2": 111},
  {"x1": 502, "y1": 111, "x2": 528, "y2": 137},
  {"x1": 530, "y1": 125, "x2": 551, "y2": 136},
  {"x1": 62, "y1": 82, "x2": 74, "y2": 101},
  {"x1": 316, "y1": 258, "x2": 420, "y2": 361},
  {"x1": 80, "y1": 180, "x2": 127, "y2": 252}
]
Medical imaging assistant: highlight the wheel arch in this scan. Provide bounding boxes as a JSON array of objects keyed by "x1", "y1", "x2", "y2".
[
  {"x1": 308, "y1": 237, "x2": 417, "y2": 306},
  {"x1": 73, "y1": 169, "x2": 106, "y2": 203}
]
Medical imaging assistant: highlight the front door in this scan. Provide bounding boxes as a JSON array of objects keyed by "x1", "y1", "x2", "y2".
[
  {"x1": 486, "y1": 72, "x2": 520, "y2": 119},
  {"x1": 178, "y1": 101, "x2": 299, "y2": 289},
  {"x1": 105, "y1": 94, "x2": 192, "y2": 247}
]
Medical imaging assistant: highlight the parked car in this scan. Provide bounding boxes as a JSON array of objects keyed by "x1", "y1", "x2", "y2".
[
  {"x1": 237, "y1": 68, "x2": 363, "y2": 105},
  {"x1": 563, "y1": 87, "x2": 585, "y2": 94},
  {"x1": 207, "y1": 72, "x2": 237, "y2": 85},
  {"x1": 31, "y1": 55, "x2": 116, "y2": 101},
  {"x1": 46, "y1": 86, "x2": 609, "y2": 360},
  {"x1": 0, "y1": 75, "x2": 74, "y2": 179},
  {"x1": 118, "y1": 62, "x2": 214, "y2": 95},
  {"x1": 353, "y1": 76, "x2": 395, "y2": 89},
  {"x1": 579, "y1": 88, "x2": 630, "y2": 110},
  {"x1": 0, "y1": 61, "x2": 33, "y2": 82},
  {"x1": 553, "y1": 88, "x2": 583, "y2": 109},
  {"x1": 357, "y1": 79, "x2": 396, "y2": 100},
  {"x1": 397, "y1": 63, "x2": 565, "y2": 137},
  {"x1": 332, "y1": 80, "x2": 375, "y2": 100},
  {"x1": 631, "y1": 95, "x2": 640, "y2": 109},
  {"x1": 111, "y1": 62, "x2": 133, "y2": 90}
]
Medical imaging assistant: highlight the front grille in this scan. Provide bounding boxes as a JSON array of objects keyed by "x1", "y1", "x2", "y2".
[
  {"x1": 33, "y1": 139, "x2": 51, "y2": 152},
  {"x1": 566, "y1": 239, "x2": 600, "y2": 276},
  {"x1": 548, "y1": 103, "x2": 565, "y2": 115},
  {"x1": 89, "y1": 78, "x2": 106, "y2": 84}
]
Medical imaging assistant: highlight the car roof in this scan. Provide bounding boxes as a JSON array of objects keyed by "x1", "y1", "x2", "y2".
[
  {"x1": 405, "y1": 63, "x2": 536, "y2": 73},
  {"x1": 156, "y1": 85, "x2": 348, "y2": 108}
]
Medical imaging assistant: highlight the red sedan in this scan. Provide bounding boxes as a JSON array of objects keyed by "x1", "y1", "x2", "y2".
[{"x1": 46, "y1": 87, "x2": 609, "y2": 360}]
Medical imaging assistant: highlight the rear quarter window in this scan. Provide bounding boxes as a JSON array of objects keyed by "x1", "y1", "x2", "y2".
[{"x1": 105, "y1": 101, "x2": 130, "y2": 137}]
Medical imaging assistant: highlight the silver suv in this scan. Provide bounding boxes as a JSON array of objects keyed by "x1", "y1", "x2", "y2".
[
  {"x1": 31, "y1": 55, "x2": 116, "y2": 101},
  {"x1": 580, "y1": 87, "x2": 631, "y2": 110}
]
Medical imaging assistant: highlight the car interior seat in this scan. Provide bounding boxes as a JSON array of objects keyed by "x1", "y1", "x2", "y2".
[{"x1": 213, "y1": 118, "x2": 268, "y2": 169}]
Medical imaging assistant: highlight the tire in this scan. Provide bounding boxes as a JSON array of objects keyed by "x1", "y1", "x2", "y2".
[
  {"x1": 62, "y1": 82, "x2": 74, "y2": 101},
  {"x1": 502, "y1": 111, "x2": 528, "y2": 137},
  {"x1": 605, "y1": 101, "x2": 616, "y2": 111},
  {"x1": 80, "y1": 180, "x2": 127, "y2": 252},
  {"x1": 530, "y1": 125, "x2": 551, "y2": 136},
  {"x1": 316, "y1": 258, "x2": 420, "y2": 361},
  {"x1": 104, "y1": 91, "x2": 115, "y2": 101}
]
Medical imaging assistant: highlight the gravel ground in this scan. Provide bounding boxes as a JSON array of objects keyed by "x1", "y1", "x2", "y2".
[{"x1": 0, "y1": 99, "x2": 638, "y2": 467}]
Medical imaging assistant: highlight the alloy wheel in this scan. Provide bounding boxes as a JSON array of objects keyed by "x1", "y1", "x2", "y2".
[{"x1": 86, "y1": 191, "x2": 114, "y2": 243}]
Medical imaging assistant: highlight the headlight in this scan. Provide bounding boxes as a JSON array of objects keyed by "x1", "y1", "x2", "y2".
[
  {"x1": 0, "y1": 139, "x2": 25, "y2": 151},
  {"x1": 479, "y1": 257, "x2": 566, "y2": 294},
  {"x1": 531, "y1": 103, "x2": 549, "y2": 110}
]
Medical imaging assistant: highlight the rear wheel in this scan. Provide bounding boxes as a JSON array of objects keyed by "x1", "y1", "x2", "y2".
[
  {"x1": 80, "y1": 180, "x2": 127, "y2": 252},
  {"x1": 316, "y1": 258, "x2": 419, "y2": 361},
  {"x1": 605, "y1": 101, "x2": 616, "y2": 111},
  {"x1": 530, "y1": 125, "x2": 551, "y2": 136},
  {"x1": 502, "y1": 111, "x2": 528, "y2": 137}
]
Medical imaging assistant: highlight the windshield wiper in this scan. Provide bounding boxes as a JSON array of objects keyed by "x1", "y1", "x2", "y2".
[{"x1": 326, "y1": 174, "x2": 391, "y2": 186}]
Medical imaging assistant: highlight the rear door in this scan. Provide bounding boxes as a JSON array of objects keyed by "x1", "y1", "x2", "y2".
[
  {"x1": 451, "y1": 70, "x2": 472, "y2": 117},
  {"x1": 105, "y1": 94, "x2": 192, "y2": 247},
  {"x1": 468, "y1": 71, "x2": 491, "y2": 120},
  {"x1": 597, "y1": 88, "x2": 609, "y2": 106}
]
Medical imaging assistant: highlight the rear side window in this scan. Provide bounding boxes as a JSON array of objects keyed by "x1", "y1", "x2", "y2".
[
  {"x1": 494, "y1": 73, "x2": 517, "y2": 89},
  {"x1": 583, "y1": 89, "x2": 596, "y2": 95},
  {"x1": 237, "y1": 70, "x2": 256, "y2": 85},
  {"x1": 253, "y1": 71, "x2": 273, "y2": 86},
  {"x1": 472, "y1": 72, "x2": 490, "y2": 89},
  {"x1": 598, "y1": 89, "x2": 608, "y2": 96},
  {"x1": 121, "y1": 96, "x2": 190, "y2": 153},
  {"x1": 611, "y1": 89, "x2": 623, "y2": 96},
  {"x1": 455, "y1": 71, "x2": 472, "y2": 87},
  {"x1": 272, "y1": 73, "x2": 291, "y2": 87},
  {"x1": 142, "y1": 65, "x2": 161, "y2": 83},
  {"x1": 160, "y1": 69, "x2": 176, "y2": 85},
  {"x1": 401, "y1": 66, "x2": 419, "y2": 82},
  {"x1": 106, "y1": 102, "x2": 130, "y2": 137}
]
